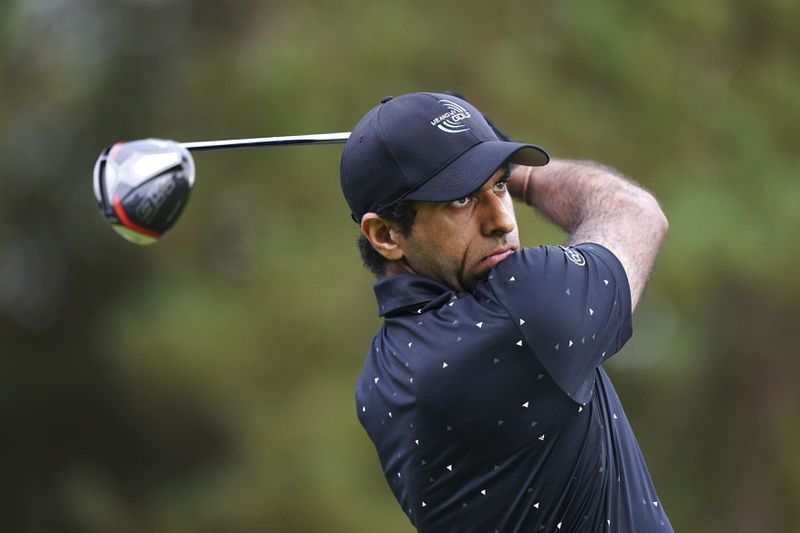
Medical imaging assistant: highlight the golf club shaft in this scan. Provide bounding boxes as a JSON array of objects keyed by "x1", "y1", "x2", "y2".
[{"x1": 180, "y1": 132, "x2": 351, "y2": 152}]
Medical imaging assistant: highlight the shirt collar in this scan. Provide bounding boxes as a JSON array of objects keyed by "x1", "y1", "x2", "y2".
[{"x1": 374, "y1": 274, "x2": 456, "y2": 317}]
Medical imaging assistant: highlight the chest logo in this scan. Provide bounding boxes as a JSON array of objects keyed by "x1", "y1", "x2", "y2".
[{"x1": 559, "y1": 246, "x2": 586, "y2": 267}]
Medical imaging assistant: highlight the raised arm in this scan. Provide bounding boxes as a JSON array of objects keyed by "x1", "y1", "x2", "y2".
[{"x1": 508, "y1": 159, "x2": 668, "y2": 311}]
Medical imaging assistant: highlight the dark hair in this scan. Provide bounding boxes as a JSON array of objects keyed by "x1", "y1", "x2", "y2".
[{"x1": 357, "y1": 200, "x2": 417, "y2": 277}]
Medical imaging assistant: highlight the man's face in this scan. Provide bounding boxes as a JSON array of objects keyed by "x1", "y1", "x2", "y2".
[{"x1": 395, "y1": 166, "x2": 519, "y2": 292}]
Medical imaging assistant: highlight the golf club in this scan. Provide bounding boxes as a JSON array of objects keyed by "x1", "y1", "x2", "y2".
[{"x1": 93, "y1": 132, "x2": 351, "y2": 245}]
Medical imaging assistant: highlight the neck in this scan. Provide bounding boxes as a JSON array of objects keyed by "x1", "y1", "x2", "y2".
[{"x1": 381, "y1": 259, "x2": 416, "y2": 279}]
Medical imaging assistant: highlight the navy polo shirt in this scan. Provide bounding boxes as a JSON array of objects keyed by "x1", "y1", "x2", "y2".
[{"x1": 356, "y1": 244, "x2": 673, "y2": 532}]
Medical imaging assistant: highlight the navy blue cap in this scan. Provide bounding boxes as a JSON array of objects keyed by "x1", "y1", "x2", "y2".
[{"x1": 340, "y1": 92, "x2": 549, "y2": 222}]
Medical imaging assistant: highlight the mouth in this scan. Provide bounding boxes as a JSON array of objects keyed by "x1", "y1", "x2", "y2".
[{"x1": 480, "y1": 246, "x2": 517, "y2": 269}]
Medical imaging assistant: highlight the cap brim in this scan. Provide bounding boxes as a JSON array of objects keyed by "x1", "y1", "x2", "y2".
[{"x1": 405, "y1": 141, "x2": 549, "y2": 202}]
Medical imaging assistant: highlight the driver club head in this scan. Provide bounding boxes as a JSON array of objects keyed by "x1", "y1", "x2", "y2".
[{"x1": 93, "y1": 139, "x2": 195, "y2": 245}]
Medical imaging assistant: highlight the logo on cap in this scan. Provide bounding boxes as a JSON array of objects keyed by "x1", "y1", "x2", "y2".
[{"x1": 430, "y1": 99, "x2": 472, "y2": 134}]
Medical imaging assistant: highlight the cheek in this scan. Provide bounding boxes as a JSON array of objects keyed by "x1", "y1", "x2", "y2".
[
  {"x1": 406, "y1": 225, "x2": 468, "y2": 273},
  {"x1": 421, "y1": 233, "x2": 462, "y2": 266}
]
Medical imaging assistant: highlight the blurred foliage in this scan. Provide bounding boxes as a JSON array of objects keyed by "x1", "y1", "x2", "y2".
[{"x1": 0, "y1": 0, "x2": 798, "y2": 531}]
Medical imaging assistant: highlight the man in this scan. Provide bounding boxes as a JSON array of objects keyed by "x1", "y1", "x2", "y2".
[{"x1": 340, "y1": 92, "x2": 671, "y2": 532}]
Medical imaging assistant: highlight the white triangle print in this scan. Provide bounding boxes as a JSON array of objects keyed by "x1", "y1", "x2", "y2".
[{"x1": 475, "y1": 322, "x2": 483, "y2": 328}]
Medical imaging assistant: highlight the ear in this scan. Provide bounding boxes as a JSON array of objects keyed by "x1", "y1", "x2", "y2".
[{"x1": 360, "y1": 213, "x2": 406, "y2": 261}]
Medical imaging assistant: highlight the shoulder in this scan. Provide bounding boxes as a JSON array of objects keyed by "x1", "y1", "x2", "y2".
[
  {"x1": 493, "y1": 244, "x2": 626, "y2": 275},
  {"x1": 482, "y1": 244, "x2": 629, "y2": 304}
]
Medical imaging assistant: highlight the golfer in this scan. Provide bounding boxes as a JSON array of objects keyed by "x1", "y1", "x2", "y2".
[{"x1": 340, "y1": 92, "x2": 672, "y2": 532}]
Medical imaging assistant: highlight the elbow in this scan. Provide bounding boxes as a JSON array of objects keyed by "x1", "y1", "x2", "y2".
[{"x1": 639, "y1": 191, "x2": 669, "y2": 240}]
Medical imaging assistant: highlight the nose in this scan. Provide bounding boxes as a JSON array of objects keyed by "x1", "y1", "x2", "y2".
[{"x1": 480, "y1": 191, "x2": 515, "y2": 237}]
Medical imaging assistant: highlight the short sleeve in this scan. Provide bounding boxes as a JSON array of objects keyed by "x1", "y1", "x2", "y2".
[{"x1": 482, "y1": 243, "x2": 632, "y2": 404}]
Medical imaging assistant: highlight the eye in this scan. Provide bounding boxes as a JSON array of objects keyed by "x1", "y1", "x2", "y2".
[
  {"x1": 451, "y1": 197, "x2": 473, "y2": 208},
  {"x1": 493, "y1": 180, "x2": 508, "y2": 193}
]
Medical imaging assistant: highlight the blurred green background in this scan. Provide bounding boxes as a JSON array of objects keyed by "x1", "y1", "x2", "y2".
[{"x1": 1, "y1": 0, "x2": 798, "y2": 531}]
